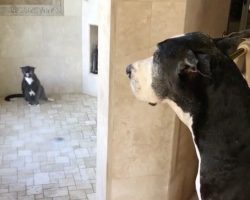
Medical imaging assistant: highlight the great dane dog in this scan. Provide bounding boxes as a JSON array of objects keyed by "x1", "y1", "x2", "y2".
[{"x1": 126, "y1": 30, "x2": 250, "y2": 200}]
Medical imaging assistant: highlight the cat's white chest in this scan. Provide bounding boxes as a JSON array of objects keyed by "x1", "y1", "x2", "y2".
[{"x1": 25, "y1": 77, "x2": 33, "y2": 85}]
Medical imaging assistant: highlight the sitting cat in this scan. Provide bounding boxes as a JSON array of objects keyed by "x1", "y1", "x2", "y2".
[{"x1": 5, "y1": 66, "x2": 53, "y2": 105}]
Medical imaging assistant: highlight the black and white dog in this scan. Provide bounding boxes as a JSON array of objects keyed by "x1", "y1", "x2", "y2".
[
  {"x1": 126, "y1": 31, "x2": 250, "y2": 200},
  {"x1": 5, "y1": 66, "x2": 53, "y2": 105}
]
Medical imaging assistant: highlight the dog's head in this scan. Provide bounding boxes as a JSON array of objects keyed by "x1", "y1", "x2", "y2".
[
  {"x1": 126, "y1": 32, "x2": 245, "y2": 126},
  {"x1": 21, "y1": 66, "x2": 35, "y2": 78},
  {"x1": 127, "y1": 33, "x2": 219, "y2": 103}
]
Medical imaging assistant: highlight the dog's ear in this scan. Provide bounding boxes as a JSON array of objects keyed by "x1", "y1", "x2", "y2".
[
  {"x1": 177, "y1": 50, "x2": 211, "y2": 79},
  {"x1": 177, "y1": 50, "x2": 198, "y2": 76},
  {"x1": 213, "y1": 29, "x2": 250, "y2": 56},
  {"x1": 196, "y1": 53, "x2": 211, "y2": 77}
]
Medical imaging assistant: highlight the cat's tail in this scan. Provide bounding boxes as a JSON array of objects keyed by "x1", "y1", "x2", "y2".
[{"x1": 5, "y1": 94, "x2": 24, "y2": 101}]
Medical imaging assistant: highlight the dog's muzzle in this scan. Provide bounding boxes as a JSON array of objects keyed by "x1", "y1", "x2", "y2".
[{"x1": 126, "y1": 62, "x2": 159, "y2": 106}]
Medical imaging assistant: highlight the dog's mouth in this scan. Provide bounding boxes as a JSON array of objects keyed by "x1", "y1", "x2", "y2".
[{"x1": 148, "y1": 102, "x2": 157, "y2": 106}]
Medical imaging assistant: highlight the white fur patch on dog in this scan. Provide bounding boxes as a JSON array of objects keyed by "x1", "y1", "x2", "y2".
[
  {"x1": 164, "y1": 99, "x2": 202, "y2": 200},
  {"x1": 29, "y1": 90, "x2": 35, "y2": 96},
  {"x1": 25, "y1": 77, "x2": 33, "y2": 85},
  {"x1": 164, "y1": 99, "x2": 193, "y2": 129},
  {"x1": 170, "y1": 34, "x2": 185, "y2": 38},
  {"x1": 129, "y1": 56, "x2": 160, "y2": 104}
]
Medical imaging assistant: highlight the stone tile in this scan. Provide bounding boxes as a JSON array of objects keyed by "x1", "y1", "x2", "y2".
[
  {"x1": 84, "y1": 188, "x2": 94, "y2": 194},
  {"x1": 53, "y1": 196, "x2": 70, "y2": 200},
  {"x1": 0, "y1": 95, "x2": 96, "y2": 199},
  {"x1": 25, "y1": 156, "x2": 33, "y2": 163},
  {"x1": 44, "y1": 187, "x2": 68, "y2": 198},
  {"x1": 3, "y1": 153, "x2": 17, "y2": 161},
  {"x1": 0, "y1": 168, "x2": 17, "y2": 176},
  {"x1": 40, "y1": 164, "x2": 64, "y2": 172},
  {"x1": 10, "y1": 159, "x2": 25, "y2": 168},
  {"x1": 87, "y1": 193, "x2": 96, "y2": 200},
  {"x1": 73, "y1": 173, "x2": 82, "y2": 181},
  {"x1": 18, "y1": 150, "x2": 32, "y2": 157},
  {"x1": 55, "y1": 156, "x2": 70, "y2": 164},
  {"x1": 0, "y1": 192, "x2": 17, "y2": 200},
  {"x1": 0, "y1": 185, "x2": 9, "y2": 194},
  {"x1": 92, "y1": 183, "x2": 96, "y2": 193},
  {"x1": 9, "y1": 183, "x2": 26, "y2": 192},
  {"x1": 68, "y1": 185, "x2": 77, "y2": 191},
  {"x1": 26, "y1": 185, "x2": 43, "y2": 195},
  {"x1": 18, "y1": 195, "x2": 34, "y2": 200},
  {"x1": 84, "y1": 120, "x2": 96, "y2": 126},
  {"x1": 1, "y1": 175, "x2": 17, "y2": 184},
  {"x1": 18, "y1": 175, "x2": 34, "y2": 186},
  {"x1": 83, "y1": 158, "x2": 96, "y2": 168},
  {"x1": 80, "y1": 168, "x2": 96, "y2": 181},
  {"x1": 34, "y1": 173, "x2": 50, "y2": 185},
  {"x1": 59, "y1": 178, "x2": 75, "y2": 187},
  {"x1": 74, "y1": 148, "x2": 89, "y2": 158},
  {"x1": 18, "y1": 169, "x2": 33, "y2": 176},
  {"x1": 75, "y1": 181, "x2": 92, "y2": 190},
  {"x1": 24, "y1": 162, "x2": 40, "y2": 170},
  {"x1": 42, "y1": 183, "x2": 59, "y2": 190},
  {"x1": 49, "y1": 171, "x2": 65, "y2": 180},
  {"x1": 35, "y1": 193, "x2": 44, "y2": 199},
  {"x1": 69, "y1": 189, "x2": 87, "y2": 199}
]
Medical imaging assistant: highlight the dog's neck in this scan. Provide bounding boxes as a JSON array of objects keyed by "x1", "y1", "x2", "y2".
[
  {"x1": 165, "y1": 71, "x2": 250, "y2": 160},
  {"x1": 176, "y1": 83, "x2": 249, "y2": 141},
  {"x1": 164, "y1": 99, "x2": 193, "y2": 130},
  {"x1": 165, "y1": 84, "x2": 250, "y2": 200}
]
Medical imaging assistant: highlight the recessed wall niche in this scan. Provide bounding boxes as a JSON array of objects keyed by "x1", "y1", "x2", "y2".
[{"x1": 90, "y1": 25, "x2": 98, "y2": 74}]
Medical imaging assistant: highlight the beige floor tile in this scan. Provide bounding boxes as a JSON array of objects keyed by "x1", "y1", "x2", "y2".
[{"x1": 0, "y1": 94, "x2": 96, "y2": 200}]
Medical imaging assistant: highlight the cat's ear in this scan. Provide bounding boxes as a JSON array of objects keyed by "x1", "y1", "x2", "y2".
[
  {"x1": 30, "y1": 66, "x2": 36, "y2": 72},
  {"x1": 20, "y1": 66, "x2": 25, "y2": 72}
]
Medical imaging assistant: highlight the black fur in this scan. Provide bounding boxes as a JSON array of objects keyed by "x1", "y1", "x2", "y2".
[
  {"x1": 128, "y1": 31, "x2": 250, "y2": 199},
  {"x1": 5, "y1": 66, "x2": 50, "y2": 105},
  {"x1": 153, "y1": 33, "x2": 250, "y2": 200},
  {"x1": 5, "y1": 94, "x2": 23, "y2": 101},
  {"x1": 213, "y1": 29, "x2": 250, "y2": 56}
]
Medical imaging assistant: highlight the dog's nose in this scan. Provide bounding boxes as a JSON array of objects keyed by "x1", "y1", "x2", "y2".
[{"x1": 126, "y1": 64, "x2": 133, "y2": 79}]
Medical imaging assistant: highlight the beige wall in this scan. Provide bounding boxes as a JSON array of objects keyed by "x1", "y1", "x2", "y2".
[
  {"x1": 97, "y1": 0, "x2": 231, "y2": 200},
  {"x1": 0, "y1": 0, "x2": 82, "y2": 96},
  {"x1": 167, "y1": 121, "x2": 198, "y2": 200},
  {"x1": 109, "y1": 2, "x2": 192, "y2": 199},
  {"x1": 185, "y1": 0, "x2": 231, "y2": 35},
  {"x1": 97, "y1": 0, "x2": 191, "y2": 200}
]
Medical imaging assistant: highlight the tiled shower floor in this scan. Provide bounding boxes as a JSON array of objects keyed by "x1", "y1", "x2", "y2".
[{"x1": 0, "y1": 94, "x2": 97, "y2": 200}]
